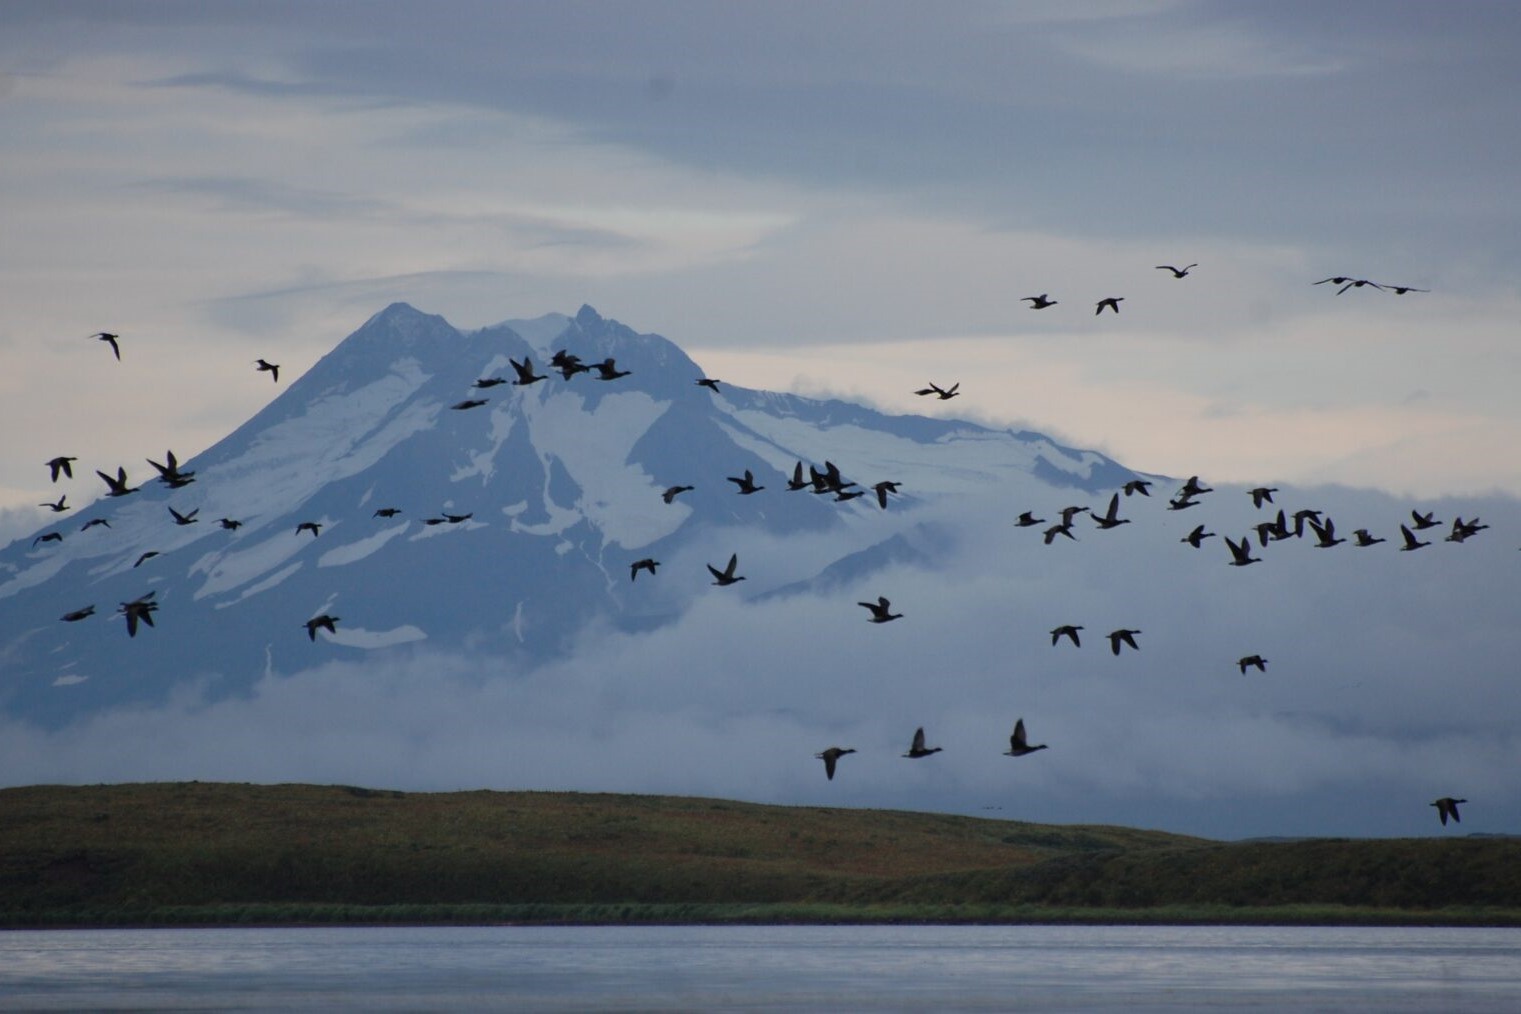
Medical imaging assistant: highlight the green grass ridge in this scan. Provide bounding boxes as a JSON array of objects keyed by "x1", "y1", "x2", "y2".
[{"x1": 2, "y1": 782, "x2": 1517, "y2": 927}]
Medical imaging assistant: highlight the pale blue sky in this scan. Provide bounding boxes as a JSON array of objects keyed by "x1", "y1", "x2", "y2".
[{"x1": 4, "y1": 0, "x2": 1520, "y2": 529}]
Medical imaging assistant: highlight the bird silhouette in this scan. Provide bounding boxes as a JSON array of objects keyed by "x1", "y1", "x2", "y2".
[
  {"x1": 255, "y1": 358, "x2": 280, "y2": 382},
  {"x1": 133, "y1": 551, "x2": 159, "y2": 568},
  {"x1": 1225, "y1": 536, "x2": 1260, "y2": 566},
  {"x1": 96, "y1": 466, "x2": 139, "y2": 498},
  {"x1": 1051, "y1": 624, "x2": 1083, "y2": 647},
  {"x1": 1410, "y1": 510, "x2": 1441, "y2": 531},
  {"x1": 1043, "y1": 522, "x2": 1076, "y2": 544},
  {"x1": 1314, "y1": 276, "x2": 1354, "y2": 287},
  {"x1": 39, "y1": 495, "x2": 68, "y2": 513},
  {"x1": 1090, "y1": 493, "x2": 1130, "y2": 530},
  {"x1": 1004, "y1": 718, "x2": 1048, "y2": 756},
  {"x1": 80, "y1": 518, "x2": 110, "y2": 531},
  {"x1": 91, "y1": 332, "x2": 121, "y2": 360},
  {"x1": 630, "y1": 558, "x2": 659, "y2": 581},
  {"x1": 118, "y1": 593, "x2": 158, "y2": 637},
  {"x1": 1179, "y1": 476, "x2": 1213, "y2": 498},
  {"x1": 1022, "y1": 294, "x2": 1058, "y2": 309},
  {"x1": 61, "y1": 605, "x2": 96, "y2": 622},
  {"x1": 708, "y1": 553, "x2": 745, "y2": 586},
  {"x1": 451, "y1": 398, "x2": 488, "y2": 410},
  {"x1": 473, "y1": 376, "x2": 508, "y2": 389},
  {"x1": 785, "y1": 462, "x2": 810, "y2": 492},
  {"x1": 1431, "y1": 797, "x2": 1466, "y2": 826},
  {"x1": 662, "y1": 485, "x2": 694, "y2": 504},
  {"x1": 510, "y1": 356, "x2": 547, "y2": 385},
  {"x1": 33, "y1": 532, "x2": 62, "y2": 547},
  {"x1": 859, "y1": 596, "x2": 902, "y2": 623},
  {"x1": 1014, "y1": 511, "x2": 1046, "y2": 528},
  {"x1": 1167, "y1": 493, "x2": 1199, "y2": 511},
  {"x1": 1123, "y1": 479, "x2": 1152, "y2": 497},
  {"x1": 147, "y1": 450, "x2": 195, "y2": 488},
  {"x1": 46, "y1": 456, "x2": 76, "y2": 482},
  {"x1": 902, "y1": 726, "x2": 942, "y2": 758},
  {"x1": 1108, "y1": 629, "x2": 1141, "y2": 655},
  {"x1": 1095, "y1": 297, "x2": 1124, "y2": 315},
  {"x1": 373, "y1": 508, "x2": 402, "y2": 518},
  {"x1": 1353, "y1": 529, "x2": 1385, "y2": 547},
  {"x1": 550, "y1": 350, "x2": 590, "y2": 380},
  {"x1": 168, "y1": 506, "x2": 199, "y2": 526},
  {"x1": 727, "y1": 470, "x2": 764, "y2": 495},
  {"x1": 304, "y1": 614, "x2": 339, "y2": 641},
  {"x1": 295, "y1": 521, "x2": 322, "y2": 538},
  {"x1": 592, "y1": 358, "x2": 630, "y2": 380},
  {"x1": 1238, "y1": 654, "x2": 1268, "y2": 674},
  {"x1": 1182, "y1": 524, "x2": 1215, "y2": 548},
  {"x1": 1337, "y1": 278, "x2": 1383, "y2": 294},
  {"x1": 816, "y1": 746, "x2": 856, "y2": 781},
  {"x1": 872, "y1": 480, "x2": 901, "y2": 508},
  {"x1": 1307, "y1": 516, "x2": 1345, "y2": 548},
  {"x1": 696, "y1": 377, "x2": 722, "y2": 391},
  {"x1": 1249, "y1": 487, "x2": 1278, "y2": 509},
  {"x1": 218, "y1": 518, "x2": 243, "y2": 530},
  {"x1": 1446, "y1": 517, "x2": 1489, "y2": 543},
  {"x1": 914, "y1": 382, "x2": 960, "y2": 400},
  {"x1": 1398, "y1": 524, "x2": 1430, "y2": 551},
  {"x1": 1155, "y1": 263, "x2": 1197, "y2": 278},
  {"x1": 1386, "y1": 285, "x2": 1428, "y2": 295}
]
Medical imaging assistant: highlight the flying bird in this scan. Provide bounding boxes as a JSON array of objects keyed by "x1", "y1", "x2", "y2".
[
  {"x1": 1014, "y1": 511, "x2": 1046, "y2": 528},
  {"x1": 785, "y1": 462, "x2": 810, "y2": 492},
  {"x1": 218, "y1": 518, "x2": 243, "y2": 530},
  {"x1": 61, "y1": 605, "x2": 96, "y2": 622},
  {"x1": 1043, "y1": 522, "x2": 1076, "y2": 545},
  {"x1": 133, "y1": 551, "x2": 159, "y2": 568},
  {"x1": 1167, "y1": 494, "x2": 1199, "y2": 512},
  {"x1": 473, "y1": 376, "x2": 508, "y2": 389},
  {"x1": 727, "y1": 470, "x2": 764, "y2": 495},
  {"x1": 1238, "y1": 654, "x2": 1268, "y2": 674},
  {"x1": 914, "y1": 382, "x2": 960, "y2": 400},
  {"x1": 168, "y1": 506, "x2": 199, "y2": 526},
  {"x1": 661, "y1": 485, "x2": 694, "y2": 504},
  {"x1": 1353, "y1": 529, "x2": 1385, "y2": 547},
  {"x1": 1004, "y1": 718, "x2": 1048, "y2": 757},
  {"x1": 91, "y1": 332, "x2": 121, "y2": 360},
  {"x1": 255, "y1": 359, "x2": 280, "y2": 382},
  {"x1": 1398, "y1": 524, "x2": 1430, "y2": 551},
  {"x1": 39, "y1": 495, "x2": 68, "y2": 513},
  {"x1": 1337, "y1": 278, "x2": 1383, "y2": 294},
  {"x1": 1108, "y1": 629, "x2": 1141, "y2": 655},
  {"x1": 1182, "y1": 524, "x2": 1215, "y2": 548},
  {"x1": 630, "y1": 558, "x2": 659, "y2": 581},
  {"x1": 1249, "y1": 487, "x2": 1278, "y2": 509},
  {"x1": 1314, "y1": 276, "x2": 1355, "y2": 287},
  {"x1": 1090, "y1": 493, "x2": 1130, "y2": 530},
  {"x1": 902, "y1": 726, "x2": 942, "y2": 759},
  {"x1": 1179, "y1": 476, "x2": 1213, "y2": 498},
  {"x1": 1225, "y1": 535, "x2": 1260, "y2": 567},
  {"x1": 1022, "y1": 294, "x2": 1057, "y2": 309},
  {"x1": 1446, "y1": 517, "x2": 1489, "y2": 543},
  {"x1": 117, "y1": 593, "x2": 158, "y2": 637},
  {"x1": 695, "y1": 377, "x2": 722, "y2": 391},
  {"x1": 33, "y1": 532, "x2": 62, "y2": 547},
  {"x1": 1155, "y1": 263, "x2": 1197, "y2": 278},
  {"x1": 1386, "y1": 285, "x2": 1428, "y2": 295},
  {"x1": 304, "y1": 614, "x2": 340, "y2": 641},
  {"x1": 816, "y1": 746, "x2": 856, "y2": 781},
  {"x1": 1122, "y1": 479, "x2": 1152, "y2": 497},
  {"x1": 1431, "y1": 797, "x2": 1466, "y2": 826},
  {"x1": 1307, "y1": 516, "x2": 1345, "y2": 548},
  {"x1": 295, "y1": 521, "x2": 322, "y2": 538},
  {"x1": 510, "y1": 356, "x2": 547, "y2": 386},
  {"x1": 147, "y1": 450, "x2": 194, "y2": 488},
  {"x1": 96, "y1": 466, "x2": 139, "y2": 498},
  {"x1": 373, "y1": 508, "x2": 402, "y2": 518},
  {"x1": 451, "y1": 399, "x2": 488, "y2": 410},
  {"x1": 80, "y1": 518, "x2": 110, "y2": 531},
  {"x1": 859, "y1": 596, "x2": 902, "y2": 623},
  {"x1": 1409, "y1": 510, "x2": 1441, "y2": 531},
  {"x1": 707, "y1": 553, "x2": 745, "y2": 586},
  {"x1": 872, "y1": 480, "x2": 901, "y2": 508},
  {"x1": 1095, "y1": 297, "x2": 1124, "y2": 315},
  {"x1": 592, "y1": 358, "x2": 631, "y2": 380},
  {"x1": 46, "y1": 456, "x2": 76, "y2": 482},
  {"x1": 1050, "y1": 624, "x2": 1083, "y2": 647}
]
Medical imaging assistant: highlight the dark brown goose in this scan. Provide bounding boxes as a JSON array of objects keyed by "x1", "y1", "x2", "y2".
[
  {"x1": 859, "y1": 596, "x2": 902, "y2": 623},
  {"x1": 255, "y1": 358, "x2": 280, "y2": 382},
  {"x1": 902, "y1": 726, "x2": 942, "y2": 758},
  {"x1": 1004, "y1": 718, "x2": 1048, "y2": 756},
  {"x1": 707, "y1": 553, "x2": 745, "y2": 586},
  {"x1": 816, "y1": 746, "x2": 856, "y2": 781},
  {"x1": 1431, "y1": 797, "x2": 1466, "y2": 826},
  {"x1": 304, "y1": 614, "x2": 340, "y2": 641},
  {"x1": 46, "y1": 456, "x2": 76, "y2": 482}
]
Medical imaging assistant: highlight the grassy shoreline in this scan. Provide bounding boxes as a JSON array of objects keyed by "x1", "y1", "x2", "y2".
[{"x1": 3, "y1": 783, "x2": 1517, "y2": 929}]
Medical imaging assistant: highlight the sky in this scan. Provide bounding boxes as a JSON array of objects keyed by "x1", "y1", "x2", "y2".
[{"x1": 1, "y1": 3, "x2": 1520, "y2": 837}]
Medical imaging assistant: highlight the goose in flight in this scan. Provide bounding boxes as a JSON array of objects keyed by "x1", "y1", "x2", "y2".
[
  {"x1": 1123, "y1": 479, "x2": 1152, "y2": 497},
  {"x1": 304, "y1": 614, "x2": 340, "y2": 641},
  {"x1": 255, "y1": 358, "x2": 280, "y2": 382},
  {"x1": 630, "y1": 558, "x2": 659, "y2": 581},
  {"x1": 727, "y1": 469, "x2": 764, "y2": 495},
  {"x1": 1238, "y1": 654, "x2": 1268, "y2": 674},
  {"x1": 1353, "y1": 528, "x2": 1385, "y2": 547},
  {"x1": 1386, "y1": 285, "x2": 1428, "y2": 295},
  {"x1": 1108, "y1": 629, "x2": 1141, "y2": 655},
  {"x1": 81, "y1": 518, "x2": 110, "y2": 531},
  {"x1": 91, "y1": 332, "x2": 121, "y2": 360},
  {"x1": 46, "y1": 456, "x2": 77, "y2": 482},
  {"x1": 132, "y1": 550, "x2": 159, "y2": 568},
  {"x1": 816, "y1": 746, "x2": 856, "y2": 781},
  {"x1": 708, "y1": 553, "x2": 745, "y2": 586},
  {"x1": 451, "y1": 398, "x2": 488, "y2": 410},
  {"x1": 1307, "y1": 516, "x2": 1344, "y2": 548},
  {"x1": 147, "y1": 450, "x2": 195, "y2": 488},
  {"x1": 1004, "y1": 718, "x2": 1048, "y2": 757},
  {"x1": 1014, "y1": 511, "x2": 1046, "y2": 528},
  {"x1": 902, "y1": 726, "x2": 942, "y2": 759},
  {"x1": 1398, "y1": 524, "x2": 1430, "y2": 551},
  {"x1": 1182, "y1": 524, "x2": 1215, "y2": 548},
  {"x1": 785, "y1": 462, "x2": 810, "y2": 492},
  {"x1": 96, "y1": 466, "x2": 139, "y2": 498},
  {"x1": 695, "y1": 377, "x2": 722, "y2": 391},
  {"x1": 39, "y1": 495, "x2": 69, "y2": 513},
  {"x1": 510, "y1": 356, "x2": 547, "y2": 385},
  {"x1": 1155, "y1": 263, "x2": 1197, "y2": 278},
  {"x1": 1090, "y1": 493, "x2": 1130, "y2": 530},
  {"x1": 1167, "y1": 493, "x2": 1199, "y2": 511},
  {"x1": 1225, "y1": 535, "x2": 1260, "y2": 566},
  {"x1": 168, "y1": 506, "x2": 199, "y2": 526},
  {"x1": 1179, "y1": 475, "x2": 1213, "y2": 498},
  {"x1": 118, "y1": 593, "x2": 158, "y2": 637},
  {"x1": 662, "y1": 485, "x2": 694, "y2": 504},
  {"x1": 61, "y1": 605, "x2": 96, "y2": 622},
  {"x1": 1043, "y1": 522, "x2": 1076, "y2": 544},
  {"x1": 1095, "y1": 297, "x2": 1124, "y2": 315},
  {"x1": 1022, "y1": 294, "x2": 1057, "y2": 309},
  {"x1": 373, "y1": 508, "x2": 402, "y2": 518},
  {"x1": 473, "y1": 376, "x2": 508, "y2": 389},
  {"x1": 859, "y1": 596, "x2": 902, "y2": 623},
  {"x1": 592, "y1": 358, "x2": 631, "y2": 380},
  {"x1": 1249, "y1": 487, "x2": 1278, "y2": 509},
  {"x1": 218, "y1": 518, "x2": 243, "y2": 530},
  {"x1": 1431, "y1": 797, "x2": 1466, "y2": 826},
  {"x1": 33, "y1": 532, "x2": 62, "y2": 547},
  {"x1": 872, "y1": 480, "x2": 902, "y2": 508},
  {"x1": 295, "y1": 521, "x2": 322, "y2": 538},
  {"x1": 1446, "y1": 517, "x2": 1489, "y2": 543},
  {"x1": 1050, "y1": 624, "x2": 1083, "y2": 647},
  {"x1": 550, "y1": 350, "x2": 590, "y2": 380},
  {"x1": 1409, "y1": 510, "x2": 1441, "y2": 531},
  {"x1": 915, "y1": 381, "x2": 960, "y2": 400},
  {"x1": 1337, "y1": 278, "x2": 1383, "y2": 294}
]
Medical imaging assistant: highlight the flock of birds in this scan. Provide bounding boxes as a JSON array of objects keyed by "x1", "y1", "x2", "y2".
[{"x1": 28, "y1": 269, "x2": 1477, "y2": 828}]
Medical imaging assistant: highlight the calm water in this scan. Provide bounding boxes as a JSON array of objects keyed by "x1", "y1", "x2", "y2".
[{"x1": 1, "y1": 924, "x2": 1519, "y2": 1011}]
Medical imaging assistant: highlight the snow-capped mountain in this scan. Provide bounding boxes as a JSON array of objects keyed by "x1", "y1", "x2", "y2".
[{"x1": 0, "y1": 303, "x2": 1133, "y2": 729}]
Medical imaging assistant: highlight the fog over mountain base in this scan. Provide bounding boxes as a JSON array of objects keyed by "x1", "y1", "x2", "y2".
[{"x1": 2, "y1": 304, "x2": 1516, "y2": 841}]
